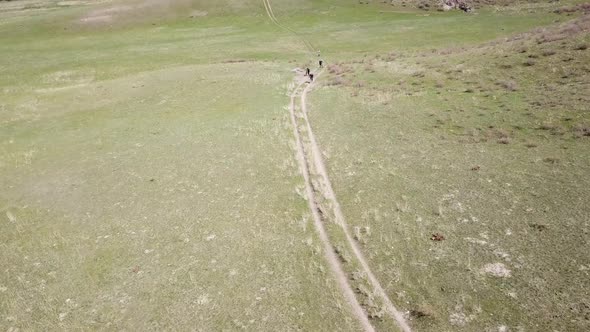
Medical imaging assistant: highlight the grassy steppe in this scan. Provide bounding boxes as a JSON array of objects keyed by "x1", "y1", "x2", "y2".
[
  {"x1": 1, "y1": 0, "x2": 589, "y2": 331},
  {"x1": 309, "y1": 5, "x2": 590, "y2": 332}
]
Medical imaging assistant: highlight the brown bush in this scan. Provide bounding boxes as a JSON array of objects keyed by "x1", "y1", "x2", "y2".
[
  {"x1": 410, "y1": 305, "x2": 435, "y2": 319},
  {"x1": 497, "y1": 137, "x2": 510, "y2": 144},
  {"x1": 573, "y1": 125, "x2": 590, "y2": 138},
  {"x1": 431, "y1": 233, "x2": 445, "y2": 241}
]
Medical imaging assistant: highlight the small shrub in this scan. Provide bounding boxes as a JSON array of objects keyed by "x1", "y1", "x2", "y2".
[
  {"x1": 411, "y1": 70, "x2": 425, "y2": 78},
  {"x1": 529, "y1": 223, "x2": 547, "y2": 231},
  {"x1": 523, "y1": 59, "x2": 536, "y2": 66},
  {"x1": 537, "y1": 33, "x2": 567, "y2": 44},
  {"x1": 539, "y1": 123, "x2": 557, "y2": 131},
  {"x1": 498, "y1": 79, "x2": 518, "y2": 91},
  {"x1": 486, "y1": 128, "x2": 511, "y2": 142},
  {"x1": 384, "y1": 52, "x2": 396, "y2": 62},
  {"x1": 410, "y1": 305, "x2": 435, "y2": 319},
  {"x1": 573, "y1": 125, "x2": 590, "y2": 137},
  {"x1": 431, "y1": 233, "x2": 445, "y2": 241}
]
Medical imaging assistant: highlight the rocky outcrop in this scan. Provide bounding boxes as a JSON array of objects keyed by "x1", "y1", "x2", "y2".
[{"x1": 442, "y1": 0, "x2": 472, "y2": 12}]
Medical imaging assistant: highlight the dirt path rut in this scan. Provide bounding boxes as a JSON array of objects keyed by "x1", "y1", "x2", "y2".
[
  {"x1": 300, "y1": 72, "x2": 412, "y2": 332},
  {"x1": 264, "y1": 1, "x2": 411, "y2": 331},
  {"x1": 288, "y1": 80, "x2": 375, "y2": 332}
]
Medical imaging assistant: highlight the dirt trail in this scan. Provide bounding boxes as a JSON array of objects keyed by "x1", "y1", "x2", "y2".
[
  {"x1": 288, "y1": 80, "x2": 375, "y2": 332},
  {"x1": 300, "y1": 72, "x2": 412, "y2": 332},
  {"x1": 263, "y1": 1, "x2": 411, "y2": 331}
]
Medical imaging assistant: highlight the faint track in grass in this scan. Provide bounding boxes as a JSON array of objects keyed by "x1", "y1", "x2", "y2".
[
  {"x1": 263, "y1": 1, "x2": 411, "y2": 331},
  {"x1": 262, "y1": 0, "x2": 315, "y2": 54},
  {"x1": 287, "y1": 80, "x2": 375, "y2": 332}
]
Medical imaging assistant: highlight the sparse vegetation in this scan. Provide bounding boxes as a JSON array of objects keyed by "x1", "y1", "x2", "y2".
[{"x1": 1, "y1": 0, "x2": 589, "y2": 331}]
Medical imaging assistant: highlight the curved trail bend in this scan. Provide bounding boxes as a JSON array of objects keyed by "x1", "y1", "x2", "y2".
[{"x1": 263, "y1": 1, "x2": 412, "y2": 331}]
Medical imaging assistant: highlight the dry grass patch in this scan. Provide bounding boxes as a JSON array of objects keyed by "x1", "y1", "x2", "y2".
[{"x1": 497, "y1": 79, "x2": 518, "y2": 91}]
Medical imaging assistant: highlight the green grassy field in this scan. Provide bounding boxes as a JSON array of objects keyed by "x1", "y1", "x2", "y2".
[
  {"x1": 1, "y1": 0, "x2": 589, "y2": 331},
  {"x1": 309, "y1": 5, "x2": 590, "y2": 331}
]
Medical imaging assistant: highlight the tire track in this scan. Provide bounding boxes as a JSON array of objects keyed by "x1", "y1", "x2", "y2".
[
  {"x1": 300, "y1": 72, "x2": 412, "y2": 332},
  {"x1": 263, "y1": 1, "x2": 411, "y2": 331},
  {"x1": 262, "y1": 0, "x2": 315, "y2": 53},
  {"x1": 288, "y1": 80, "x2": 375, "y2": 332}
]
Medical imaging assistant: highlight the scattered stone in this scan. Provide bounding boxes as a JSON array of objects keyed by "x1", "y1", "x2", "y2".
[
  {"x1": 481, "y1": 263, "x2": 511, "y2": 278},
  {"x1": 6, "y1": 211, "x2": 16, "y2": 223},
  {"x1": 442, "y1": 0, "x2": 471, "y2": 12},
  {"x1": 197, "y1": 294, "x2": 210, "y2": 305}
]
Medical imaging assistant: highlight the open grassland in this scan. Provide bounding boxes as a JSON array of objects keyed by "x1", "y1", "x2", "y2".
[
  {"x1": 309, "y1": 3, "x2": 590, "y2": 332},
  {"x1": 0, "y1": 57, "x2": 366, "y2": 331},
  {"x1": 1, "y1": 0, "x2": 589, "y2": 331},
  {"x1": 0, "y1": 1, "x2": 363, "y2": 330}
]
